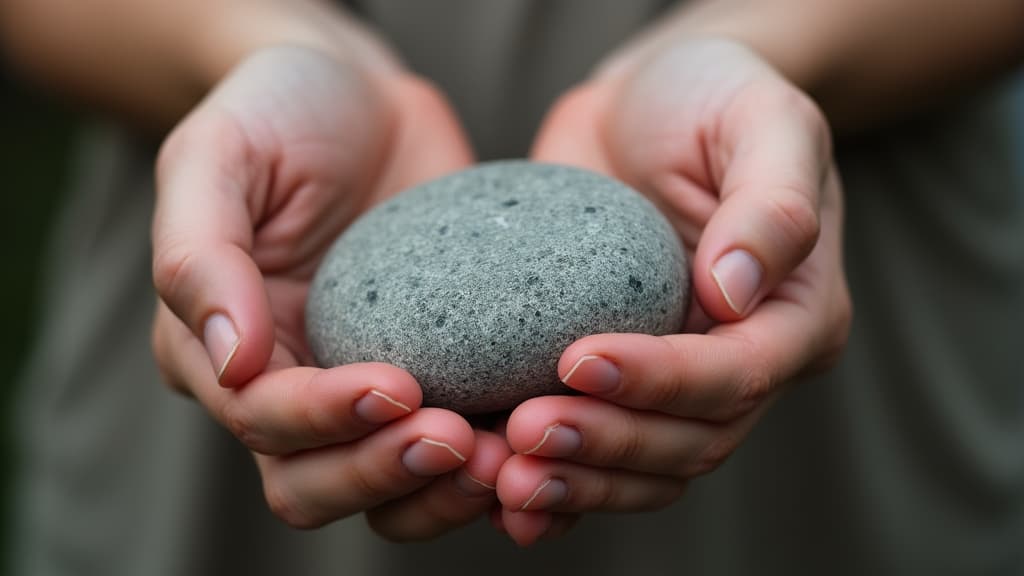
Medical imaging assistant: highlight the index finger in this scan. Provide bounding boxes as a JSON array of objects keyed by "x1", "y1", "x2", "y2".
[
  {"x1": 153, "y1": 301, "x2": 423, "y2": 455},
  {"x1": 558, "y1": 240, "x2": 847, "y2": 423}
]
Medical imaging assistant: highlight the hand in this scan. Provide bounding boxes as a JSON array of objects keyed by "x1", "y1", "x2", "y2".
[
  {"x1": 496, "y1": 38, "x2": 851, "y2": 545},
  {"x1": 150, "y1": 45, "x2": 512, "y2": 539}
]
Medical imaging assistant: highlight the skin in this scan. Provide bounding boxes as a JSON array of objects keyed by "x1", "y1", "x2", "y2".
[
  {"x1": 2, "y1": 0, "x2": 1022, "y2": 546},
  {"x1": 149, "y1": 45, "x2": 517, "y2": 538}
]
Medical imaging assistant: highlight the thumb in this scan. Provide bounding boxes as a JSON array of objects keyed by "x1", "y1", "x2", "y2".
[
  {"x1": 693, "y1": 84, "x2": 831, "y2": 321},
  {"x1": 152, "y1": 113, "x2": 274, "y2": 388},
  {"x1": 370, "y1": 75, "x2": 476, "y2": 197},
  {"x1": 529, "y1": 84, "x2": 615, "y2": 174}
]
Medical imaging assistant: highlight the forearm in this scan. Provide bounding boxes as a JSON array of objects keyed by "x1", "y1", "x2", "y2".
[
  {"x1": 0, "y1": 0, "x2": 399, "y2": 131},
  {"x1": 606, "y1": 0, "x2": 1024, "y2": 130}
]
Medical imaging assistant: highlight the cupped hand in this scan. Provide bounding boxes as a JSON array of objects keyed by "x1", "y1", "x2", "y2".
[
  {"x1": 150, "y1": 45, "x2": 512, "y2": 538},
  {"x1": 496, "y1": 38, "x2": 851, "y2": 545}
]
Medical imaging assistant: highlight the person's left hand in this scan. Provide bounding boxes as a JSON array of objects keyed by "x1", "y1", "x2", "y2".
[{"x1": 494, "y1": 39, "x2": 852, "y2": 546}]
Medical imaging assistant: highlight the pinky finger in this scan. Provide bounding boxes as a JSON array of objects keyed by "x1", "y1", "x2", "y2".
[
  {"x1": 365, "y1": 430, "x2": 511, "y2": 541},
  {"x1": 501, "y1": 510, "x2": 580, "y2": 547}
]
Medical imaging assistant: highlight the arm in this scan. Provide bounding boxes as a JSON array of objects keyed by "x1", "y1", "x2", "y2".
[
  {"x1": 0, "y1": 0, "x2": 398, "y2": 130},
  {"x1": 604, "y1": 0, "x2": 1024, "y2": 130},
  {"x1": 3, "y1": 1, "x2": 508, "y2": 539}
]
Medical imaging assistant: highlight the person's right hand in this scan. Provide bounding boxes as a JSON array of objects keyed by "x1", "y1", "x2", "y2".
[{"x1": 150, "y1": 45, "x2": 512, "y2": 539}]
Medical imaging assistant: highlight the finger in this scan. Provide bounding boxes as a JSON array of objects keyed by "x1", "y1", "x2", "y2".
[
  {"x1": 154, "y1": 302, "x2": 422, "y2": 455},
  {"x1": 153, "y1": 112, "x2": 274, "y2": 388},
  {"x1": 557, "y1": 317, "x2": 809, "y2": 423},
  {"x1": 500, "y1": 510, "x2": 580, "y2": 547},
  {"x1": 557, "y1": 332, "x2": 759, "y2": 421},
  {"x1": 496, "y1": 455, "x2": 687, "y2": 515},
  {"x1": 693, "y1": 80, "x2": 831, "y2": 320},
  {"x1": 500, "y1": 510, "x2": 551, "y2": 548},
  {"x1": 365, "y1": 430, "x2": 512, "y2": 541},
  {"x1": 258, "y1": 408, "x2": 474, "y2": 529},
  {"x1": 529, "y1": 84, "x2": 615, "y2": 175},
  {"x1": 370, "y1": 75, "x2": 475, "y2": 200},
  {"x1": 506, "y1": 395, "x2": 736, "y2": 478}
]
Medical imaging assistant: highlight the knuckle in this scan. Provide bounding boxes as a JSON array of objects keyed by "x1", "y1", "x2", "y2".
[
  {"x1": 735, "y1": 365, "x2": 774, "y2": 414},
  {"x1": 722, "y1": 351, "x2": 775, "y2": 420},
  {"x1": 600, "y1": 410, "x2": 645, "y2": 466},
  {"x1": 643, "y1": 373, "x2": 688, "y2": 415},
  {"x1": 151, "y1": 239, "x2": 195, "y2": 303},
  {"x1": 263, "y1": 476, "x2": 322, "y2": 530},
  {"x1": 586, "y1": 473, "x2": 619, "y2": 511},
  {"x1": 767, "y1": 188, "x2": 820, "y2": 259},
  {"x1": 298, "y1": 375, "x2": 337, "y2": 445},
  {"x1": 348, "y1": 460, "x2": 399, "y2": 504},
  {"x1": 221, "y1": 400, "x2": 265, "y2": 452},
  {"x1": 690, "y1": 436, "x2": 738, "y2": 477}
]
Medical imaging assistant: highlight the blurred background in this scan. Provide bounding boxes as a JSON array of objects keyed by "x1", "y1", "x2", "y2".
[{"x1": 1, "y1": 63, "x2": 77, "y2": 570}]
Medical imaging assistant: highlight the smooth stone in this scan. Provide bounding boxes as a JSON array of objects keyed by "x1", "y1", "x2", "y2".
[{"x1": 306, "y1": 161, "x2": 688, "y2": 414}]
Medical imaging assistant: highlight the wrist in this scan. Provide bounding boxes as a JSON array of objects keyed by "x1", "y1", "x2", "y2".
[
  {"x1": 594, "y1": 2, "x2": 835, "y2": 98},
  {"x1": 191, "y1": 0, "x2": 403, "y2": 95}
]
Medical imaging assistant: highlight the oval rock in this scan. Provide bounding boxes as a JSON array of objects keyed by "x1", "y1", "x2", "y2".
[{"x1": 306, "y1": 161, "x2": 688, "y2": 414}]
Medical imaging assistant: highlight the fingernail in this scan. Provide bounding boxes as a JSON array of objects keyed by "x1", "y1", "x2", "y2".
[
  {"x1": 519, "y1": 478, "x2": 568, "y2": 511},
  {"x1": 561, "y1": 355, "x2": 620, "y2": 394},
  {"x1": 402, "y1": 437, "x2": 467, "y2": 477},
  {"x1": 354, "y1": 389, "x2": 412, "y2": 424},
  {"x1": 453, "y1": 469, "x2": 496, "y2": 497},
  {"x1": 203, "y1": 313, "x2": 240, "y2": 383},
  {"x1": 523, "y1": 424, "x2": 582, "y2": 457},
  {"x1": 711, "y1": 249, "x2": 763, "y2": 315}
]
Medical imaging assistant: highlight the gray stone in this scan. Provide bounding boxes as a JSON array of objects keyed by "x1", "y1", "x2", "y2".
[{"x1": 306, "y1": 161, "x2": 688, "y2": 414}]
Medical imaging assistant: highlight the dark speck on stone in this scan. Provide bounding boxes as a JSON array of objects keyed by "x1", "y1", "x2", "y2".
[
  {"x1": 306, "y1": 161, "x2": 689, "y2": 414},
  {"x1": 629, "y1": 275, "x2": 644, "y2": 293},
  {"x1": 438, "y1": 225, "x2": 449, "y2": 235}
]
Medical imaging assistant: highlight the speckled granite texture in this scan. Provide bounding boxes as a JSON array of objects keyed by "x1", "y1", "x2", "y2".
[{"x1": 306, "y1": 161, "x2": 688, "y2": 414}]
